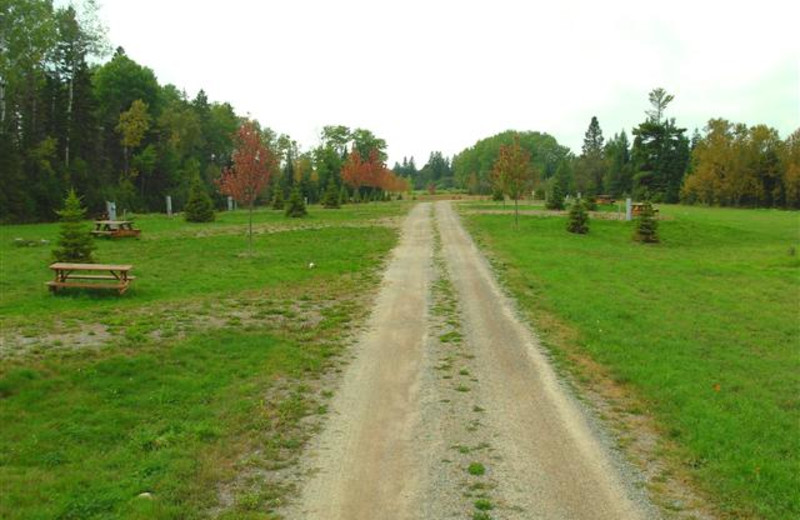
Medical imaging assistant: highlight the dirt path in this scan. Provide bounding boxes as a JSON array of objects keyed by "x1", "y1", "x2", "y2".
[{"x1": 285, "y1": 202, "x2": 655, "y2": 519}]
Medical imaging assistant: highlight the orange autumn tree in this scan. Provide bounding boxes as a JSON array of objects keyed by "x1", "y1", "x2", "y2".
[
  {"x1": 342, "y1": 148, "x2": 408, "y2": 201},
  {"x1": 492, "y1": 135, "x2": 538, "y2": 228},
  {"x1": 217, "y1": 121, "x2": 278, "y2": 252}
]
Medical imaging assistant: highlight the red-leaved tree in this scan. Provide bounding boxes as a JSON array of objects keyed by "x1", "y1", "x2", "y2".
[
  {"x1": 217, "y1": 121, "x2": 278, "y2": 252},
  {"x1": 342, "y1": 148, "x2": 408, "y2": 200}
]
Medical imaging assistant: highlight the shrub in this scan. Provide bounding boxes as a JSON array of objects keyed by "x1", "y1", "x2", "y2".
[
  {"x1": 583, "y1": 196, "x2": 598, "y2": 211},
  {"x1": 566, "y1": 199, "x2": 589, "y2": 234},
  {"x1": 322, "y1": 181, "x2": 340, "y2": 209},
  {"x1": 546, "y1": 184, "x2": 565, "y2": 210},
  {"x1": 634, "y1": 201, "x2": 659, "y2": 243},
  {"x1": 53, "y1": 189, "x2": 95, "y2": 263},
  {"x1": 184, "y1": 178, "x2": 215, "y2": 222},
  {"x1": 491, "y1": 188, "x2": 504, "y2": 202},
  {"x1": 272, "y1": 189, "x2": 284, "y2": 210},
  {"x1": 285, "y1": 187, "x2": 307, "y2": 218}
]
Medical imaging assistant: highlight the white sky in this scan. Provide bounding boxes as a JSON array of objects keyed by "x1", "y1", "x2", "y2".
[{"x1": 96, "y1": 0, "x2": 800, "y2": 165}]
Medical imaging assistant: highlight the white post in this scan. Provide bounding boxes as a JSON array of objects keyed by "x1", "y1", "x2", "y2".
[
  {"x1": 166, "y1": 195, "x2": 172, "y2": 217},
  {"x1": 626, "y1": 198, "x2": 633, "y2": 221},
  {"x1": 227, "y1": 196, "x2": 234, "y2": 211},
  {"x1": 106, "y1": 201, "x2": 117, "y2": 220}
]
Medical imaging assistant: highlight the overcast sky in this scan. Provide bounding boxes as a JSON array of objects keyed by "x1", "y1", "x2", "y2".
[{"x1": 96, "y1": 0, "x2": 799, "y2": 165}]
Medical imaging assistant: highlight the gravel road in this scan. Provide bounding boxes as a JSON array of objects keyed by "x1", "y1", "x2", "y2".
[{"x1": 285, "y1": 201, "x2": 656, "y2": 519}]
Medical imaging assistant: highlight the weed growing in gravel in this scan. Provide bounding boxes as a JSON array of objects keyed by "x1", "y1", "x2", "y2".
[{"x1": 468, "y1": 462, "x2": 486, "y2": 476}]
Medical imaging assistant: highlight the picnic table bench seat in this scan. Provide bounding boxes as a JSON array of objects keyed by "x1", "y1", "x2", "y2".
[{"x1": 47, "y1": 262, "x2": 135, "y2": 295}]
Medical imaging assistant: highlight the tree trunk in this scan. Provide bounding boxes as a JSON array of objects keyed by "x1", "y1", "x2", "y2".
[
  {"x1": 65, "y1": 60, "x2": 74, "y2": 167},
  {"x1": 514, "y1": 196, "x2": 519, "y2": 229},
  {"x1": 248, "y1": 201, "x2": 253, "y2": 254}
]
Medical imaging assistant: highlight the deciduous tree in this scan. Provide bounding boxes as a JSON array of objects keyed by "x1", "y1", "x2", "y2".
[
  {"x1": 216, "y1": 121, "x2": 277, "y2": 253},
  {"x1": 492, "y1": 135, "x2": 538, "y2": 228}
]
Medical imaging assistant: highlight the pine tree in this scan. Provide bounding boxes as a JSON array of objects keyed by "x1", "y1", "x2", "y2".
[
  {"x1": 272, "y1": 189, "x2": 284, "y2": 210},
  {"x1": 53, "y1": 189, "x2": 96, "y2": 262},
  {"x1": 323, "y1": 181, "x2": 340, "y2": 209},
  {"x1": 184, "y1": 177, "x2": 215, "y2": 222},
  {"x1": 339, "y1": 185, "x2": 348, "y2": 205},
  {"x1": 566, "y1": 199, "x2": 589, "y2": 234},
  {"x1": 634, "y1": 201, "x2": 659, "y2": 243},
  {"x1": 285, "y1": 186, "x2": 307, "y2": 217},
  {"x1": 546, "y1": 183, "x2": 565, "y2": 210}
]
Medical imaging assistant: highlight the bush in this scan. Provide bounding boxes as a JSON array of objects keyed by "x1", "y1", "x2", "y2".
[
  {"x1": 566, "y1": 199, "x2": 589, "y2": 234},
  {"x1": 583, "y1": 196, "x2": 598, "y2": 211},
  {"x1": 634, "y1": 201, "x2": 659, "y2": 243},
  {"x1": 322, "y1": 181, "x2": 340, "y2": 209},
  {"x1": 285, "y1": 187, "x2": 307, "y2": 218},
  {"x1": 491, "y1": 188, "x2": 504, "y2": 202},
  {"x1": 272, "y1": 189, "x2": 284, "y2": 210},
  {"x1": 53, "y1": 189, "x2": 95, "y2": 263},
  {"x1": 545, "y1": 184, "x2": 565, "y2": 210},
  {"x1": 184, "y1": 178, "x2": 215, "y2": 222}
]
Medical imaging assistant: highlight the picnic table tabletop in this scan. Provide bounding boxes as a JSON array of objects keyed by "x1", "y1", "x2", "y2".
[
  {"x1": 49, "y1": 262, "x2": 134, "y2": 271},
  {"x1": 94, "y1": 220, "x2": 133, "y2": 225}
]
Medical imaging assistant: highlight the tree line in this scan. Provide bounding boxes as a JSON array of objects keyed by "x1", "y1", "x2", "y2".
[
  {"x1": 453, "y1": 88, "x2": 799, "y2": 208},
  {"x1": 0, "y1": 1, "x2": 403, "y2": 223}
]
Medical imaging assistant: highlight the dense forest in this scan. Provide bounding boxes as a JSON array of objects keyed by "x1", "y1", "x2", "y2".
[
  {"x1": 0, "y1": 1, "x2": 397, "y2": 223},
  {"x1": 2, "y1": 2, "x2": 798, "y2": 224}
]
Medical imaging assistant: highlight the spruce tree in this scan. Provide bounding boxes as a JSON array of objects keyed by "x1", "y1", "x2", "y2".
[
  {"x1": 285, "y1": 186, "x2": 307, "y2": 217},
  {"x1": 339, "y1": 185, "x2": 348, "y2": 205},
  {"x1": 546, "y1": 183, "x2": 565, "y2": 210},
  {"x1": 634, "y1": 201, "x2": 659, "y2": 243},
  {"x1": 323, "y1": 181, "x2": 340, "y2": 209},
  {"x1": 184, "y1": 177, "x2": 215, "y2": 222},
  {"x1": 53, "y1": 189, "x2": 96, "y2": 263},
  {"x1": 566, "y1": 199, "x2": 589, "y2": 234},
  {"x1": 272, "y1": 188, "x2": 284, "y2": 210}
]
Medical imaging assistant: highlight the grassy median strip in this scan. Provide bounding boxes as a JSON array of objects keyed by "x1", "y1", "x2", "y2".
[{"x1": 464, "y1": 204, "x2": 799, "y2": 519}]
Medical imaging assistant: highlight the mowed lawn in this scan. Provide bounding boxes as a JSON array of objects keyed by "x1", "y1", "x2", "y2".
[
  {"x1": 0, "y1": 203, "x2": 407, "y2": 519},
  {"x1": 464, "y1": 204, "x2": 799, "y2": 519}
]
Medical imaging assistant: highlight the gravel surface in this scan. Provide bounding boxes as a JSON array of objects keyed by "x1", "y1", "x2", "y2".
[{"x1": 281, "y1": 202, "x2": 658, "y2": 519}]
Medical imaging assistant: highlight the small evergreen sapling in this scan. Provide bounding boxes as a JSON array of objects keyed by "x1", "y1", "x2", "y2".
[
  {"x1": 285, "y1": 186, "x2": 307, "y2": 217},
  {"x1": 53, "y1": 189, "x2": 96, "y2": 263},
  {"x1": 566, "y1": 199, "x2": 589, "y2": 234},
  {"x1": 634, "y1": 201, "x2": 659, "y2": 243},
  {"x1": 184, "y1": 177, "x2": 215, "y2": 222},
  {"x1": 272, "y1": 188, "x2": 284, "y2": 210},
  {"x1": 323, "y1": 181, "x2": 340, "y2": 209},
  {"x1": 339, "y1": 185, "x2": 349, "y2": 205},
  {"x1": 546, "y1": 183, "x2": 565, "y2": 210}
]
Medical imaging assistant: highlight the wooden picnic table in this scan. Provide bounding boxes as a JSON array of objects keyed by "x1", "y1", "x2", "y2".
[
  {"x1": 47, "y1": 262, "x2": 136, "y2": 294},
  {"x1": 91, "y1": 220, "x2": 141, "y2": 238}
]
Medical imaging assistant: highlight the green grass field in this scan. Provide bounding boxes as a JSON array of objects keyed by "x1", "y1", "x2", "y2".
[
  {"x1": 0, "y1": 203, "x2": 407, "y2": 519},
  {"x1": 463, "y1": 203, "x2": 800, "y2": 519}
]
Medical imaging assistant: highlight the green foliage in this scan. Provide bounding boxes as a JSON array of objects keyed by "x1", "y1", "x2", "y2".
[
  {"x1": 52, "y1": 189, "x2": 95, "y2": 262},
  {"x1": 183, "y1": 177, "x2": 215, "y2": 222},
  {"x1": 285, "y1": 187, "x2": 307, "y2": 218},
  {"x1": 491, "y1": 188, "x2": 504, "y2": 201},
  {"x1": 466, "y1": 206, "x2": 800, "y2": 519},
  {"x1": 633, "y1": 201, "x2": 659, "y2": 243},
  {"x1": 271, "y1": 188, "x2": 284, "y2": 210},
  {"x1": 566, "y1": 199, "x2": 589, "y2": 234},
  {"x1": 339, "y1": 185, "x2": 348, "y2": 205},
  {"x1": 545, "y1": 183, "x2": 565, "y2": 210},
  {"x1": 322, "y1": 181, "x2": 340, "y2": 209},
  {"x1": 452, "y1": 131, "x2": 571, "y2": 195},
  {"x1": 631, "y1": 89, "x2": 690, "y2": 203}
]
